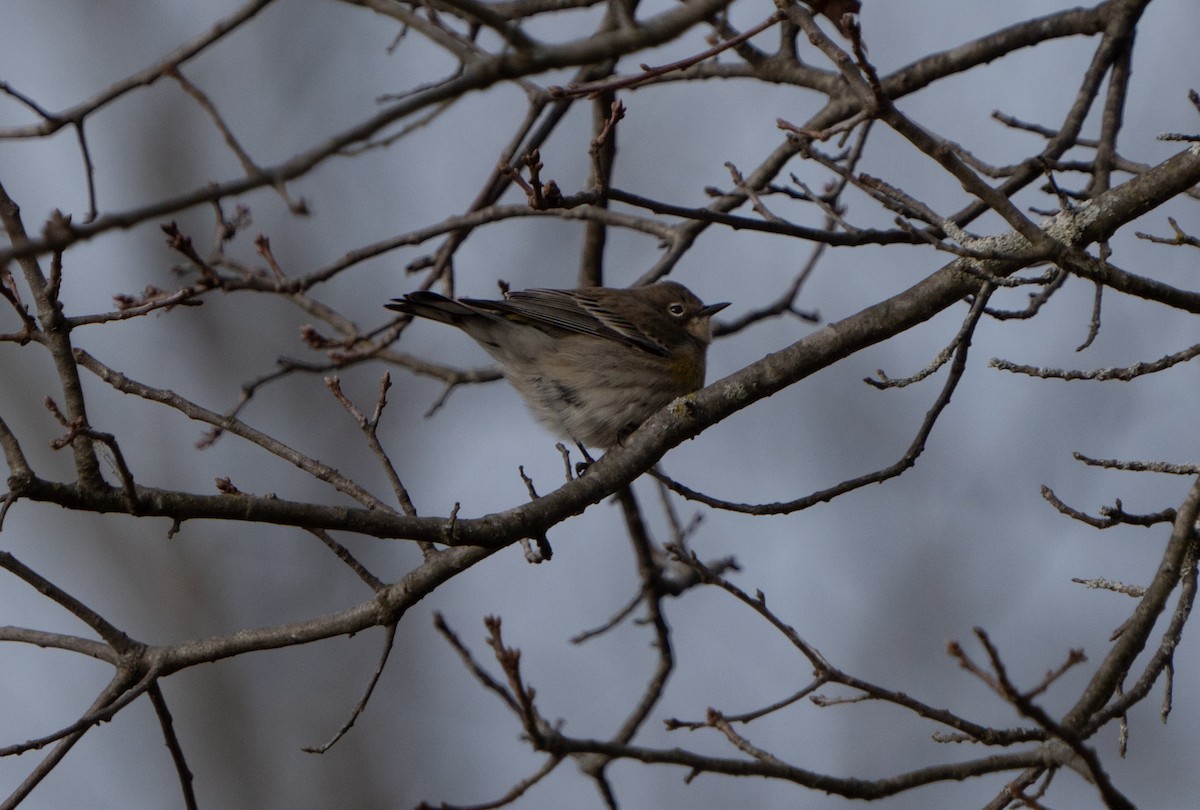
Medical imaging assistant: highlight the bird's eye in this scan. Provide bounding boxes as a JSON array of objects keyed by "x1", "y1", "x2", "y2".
[{"x1": 667, "y1": 303, "x2": 686, "y2": 317}]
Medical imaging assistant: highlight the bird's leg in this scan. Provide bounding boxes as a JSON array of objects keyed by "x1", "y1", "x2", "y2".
[{"x1": 574, "y1": 441, "x2": 595, "y2": 477}]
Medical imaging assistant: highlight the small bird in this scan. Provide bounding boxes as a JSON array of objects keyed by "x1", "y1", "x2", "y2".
[{"x1": 386, "y1": 281, "x2": 729, "y2": 450}]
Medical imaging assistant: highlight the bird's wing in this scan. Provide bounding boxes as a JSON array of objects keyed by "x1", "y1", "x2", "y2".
[{"x1": 464, "y1": 289, "x2": 669, "y2": 356}]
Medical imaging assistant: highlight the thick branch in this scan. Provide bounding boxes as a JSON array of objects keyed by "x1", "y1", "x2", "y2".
[{"x1": 9, "y1": 145, "x2": 1200, "y2": 546}]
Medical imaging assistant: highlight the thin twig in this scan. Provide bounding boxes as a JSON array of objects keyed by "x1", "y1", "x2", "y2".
[
  {"x1": 304, "y1": 624, "x2": 399, "y2": 753},
  {"x1": 148, "y1": 682, "x2": 198, "y2": 810},
  {"x1": 549, "y1": 12, "x2": 784, "y2": 98}
]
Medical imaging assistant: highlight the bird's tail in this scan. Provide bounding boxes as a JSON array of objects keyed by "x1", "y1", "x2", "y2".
[{"x1": 385, "y1": 292, "x2": 480, "y2": 325}]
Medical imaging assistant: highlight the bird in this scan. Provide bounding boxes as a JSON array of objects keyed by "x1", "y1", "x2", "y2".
[{"x1": 386, "y1": 281, "x2": 729, "y2": 450}]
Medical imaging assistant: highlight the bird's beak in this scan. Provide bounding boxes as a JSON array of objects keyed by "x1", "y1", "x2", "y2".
[{"x1": 699, "y1": 301, "x2": 731, "y2": 318}]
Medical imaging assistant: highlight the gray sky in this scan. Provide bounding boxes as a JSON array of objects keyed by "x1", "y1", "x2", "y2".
[{"x1": 1, "y1": 1, "x2": 1198, "y2": 808}]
